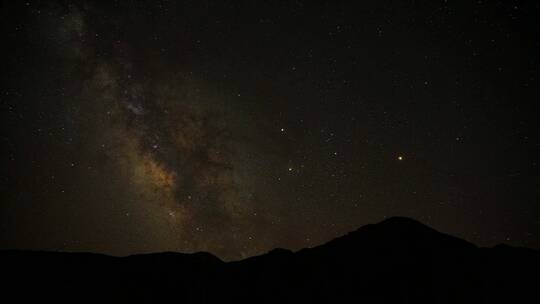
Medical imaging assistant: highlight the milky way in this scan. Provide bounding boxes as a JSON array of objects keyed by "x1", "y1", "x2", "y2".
[
  {"x1": 61, "y1": 5, "x2": 288, "y2": 259},
  {"x1": 0, "y1": 3, "x2": 295, "y2": 259}
]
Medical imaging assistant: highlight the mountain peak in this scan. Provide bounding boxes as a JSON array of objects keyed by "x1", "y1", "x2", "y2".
[
  {"x1": 317, "y1": 216, "x2": 476, "y2": 253},
  {"x1": 378, "y1": 216, "x2": 427, "y2": 226}
]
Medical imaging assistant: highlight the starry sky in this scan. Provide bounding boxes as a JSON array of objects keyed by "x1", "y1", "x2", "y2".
[{"x1": 1, "y1": 1, "x2": 540, "y2": 260}]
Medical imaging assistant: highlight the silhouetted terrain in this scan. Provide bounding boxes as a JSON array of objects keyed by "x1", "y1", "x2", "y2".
[{"x1": 2, "y1": 217, "x2": 538, "y2": 303}]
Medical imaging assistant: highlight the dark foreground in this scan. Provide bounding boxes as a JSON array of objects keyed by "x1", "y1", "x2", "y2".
[{"x1": 2, "y1": 217, "x2": 538, "y2": 303}]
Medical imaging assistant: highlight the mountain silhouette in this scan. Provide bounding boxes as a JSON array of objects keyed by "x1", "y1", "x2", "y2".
[{"x1": 2, "y1": 217, "x2": 538, "y2": 303}]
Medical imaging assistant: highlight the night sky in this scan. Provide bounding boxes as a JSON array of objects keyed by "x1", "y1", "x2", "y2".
[{"x1": 2, "y1": 1, "x2": 540, "y2": 260}]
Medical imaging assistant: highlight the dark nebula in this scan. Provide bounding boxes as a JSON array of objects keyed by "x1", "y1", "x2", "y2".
[{"x1": 2, "y1": 1, "x2": 540, "y2": 260}]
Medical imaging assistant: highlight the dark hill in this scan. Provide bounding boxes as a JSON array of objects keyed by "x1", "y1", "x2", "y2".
[{"x1": 1, "y1": 217, "x2": 538, "y2": 303}]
